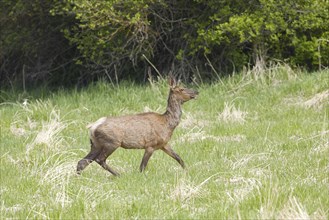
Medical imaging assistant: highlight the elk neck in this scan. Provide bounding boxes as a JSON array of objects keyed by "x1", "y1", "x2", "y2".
[{"x1": 164, "y1": 91, "x2": 182, "y2": 129}]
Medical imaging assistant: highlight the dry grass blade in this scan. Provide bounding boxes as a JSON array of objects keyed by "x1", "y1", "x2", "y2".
[
  {"x1": 303, "y1": 90, "x2": 329, "y2": 109},
  {"x1": 171, "y1": 173, "x2": 219, "y2": 202},
  {"x1": 26, "y1": 109, "x2": 68, "y2": 157},
  {"x1": 218, "y1": 102, "x2": 248, "y2": 124},
  {"x1": 175, "y1": 126, "x2": 246, "y2": 144},
  {"x1": 225, "y1": 176, "x2": 262, "y2": 203},
  {"x1": 277, "y1": 197, "x2": 310, "y2": 219},
  {"x1": 179, "y1": 111, "x2": 209, "y2": 130}
]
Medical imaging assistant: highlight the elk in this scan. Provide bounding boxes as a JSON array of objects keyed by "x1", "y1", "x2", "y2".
[{"x1": 77, "y1": 76, "x2": 198, "y2": 176}]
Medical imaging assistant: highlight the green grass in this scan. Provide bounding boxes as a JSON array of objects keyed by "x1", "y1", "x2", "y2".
[{"x1": 1, "y1": 68, "x2": 328, "y2": 219}]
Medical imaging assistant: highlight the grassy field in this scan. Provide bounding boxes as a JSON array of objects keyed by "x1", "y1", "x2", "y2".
[{"x1": 1, "y1": 66, "x2": 328, "y2": 219}]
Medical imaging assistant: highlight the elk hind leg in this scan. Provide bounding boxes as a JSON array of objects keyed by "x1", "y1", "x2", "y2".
[
  {"x1": 95, "y1": 145, "x2": 120, "y2": 176},
  {"x1": 77, "y1": 140, "x2": 101, "y2": 174}
]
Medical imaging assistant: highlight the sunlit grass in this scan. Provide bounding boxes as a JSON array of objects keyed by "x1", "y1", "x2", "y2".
[{"x1": 1, "y1": 68, "x2": 328, "y2": 219}]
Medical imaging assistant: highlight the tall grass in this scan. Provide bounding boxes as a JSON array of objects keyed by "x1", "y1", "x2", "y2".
[{"x1": 1, "y1": 67, "x2": 328, "y2": 219}]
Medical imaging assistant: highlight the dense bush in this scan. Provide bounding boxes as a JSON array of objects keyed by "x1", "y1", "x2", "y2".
[{"x1": 1, "y1": 0, "x2": 328, "y2": 86}]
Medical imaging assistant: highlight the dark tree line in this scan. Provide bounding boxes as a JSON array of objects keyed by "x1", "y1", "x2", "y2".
[{"x1": 1, "y1": 0, "x2": 328, "y2": 87}]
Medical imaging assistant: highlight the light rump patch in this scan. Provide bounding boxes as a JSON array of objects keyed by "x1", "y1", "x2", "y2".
[{"x1": 87, "y1": 117, "x2": 107, "y2": 137}]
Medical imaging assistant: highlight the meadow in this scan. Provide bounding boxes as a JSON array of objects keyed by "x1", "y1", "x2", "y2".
[{"x1": 1, "y1": 66, "x2": 328, "y2": 219}]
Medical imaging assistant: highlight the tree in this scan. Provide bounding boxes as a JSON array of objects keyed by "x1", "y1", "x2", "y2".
[
  {"x1": 1, "y1": 0, "x2": 328, "y2": 87},
  {"x1": 0, "y1": 0, "x2": 77, "y2": 86},
  {"x1": 190, "y1": 0, "x2": 329, "y2": 72},
  {"x1": 51, "y1": 0, "x2": 202, "y2": 81}
]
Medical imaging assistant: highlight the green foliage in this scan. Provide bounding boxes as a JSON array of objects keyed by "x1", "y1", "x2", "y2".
[
  {"x1": 53, "y1": 0, "x2": 155, "y2": 64},
  {"x1": 191, "y1": 0, "x2": 329, "y2": 70},
  {"x1": 1, "y1": 0, "x2": 328, "y2": 86},
  {"x1": 0, "y1": 0, "x2": 79, "y2": 86}
]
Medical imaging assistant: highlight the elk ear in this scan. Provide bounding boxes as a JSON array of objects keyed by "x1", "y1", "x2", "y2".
[{"x1": 168, "y1": 74, "x2": 176, "y2": 88}]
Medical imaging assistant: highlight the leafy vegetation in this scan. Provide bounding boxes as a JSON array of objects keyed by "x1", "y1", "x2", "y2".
[
  {"x1": 1, "y1": 68, "x2": 328, "y2": 218},
  {"x1": 1, "y1": 0, "x2": 329, "y2": 86}
]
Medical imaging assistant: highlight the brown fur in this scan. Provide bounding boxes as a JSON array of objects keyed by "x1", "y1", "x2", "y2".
[{"x1": 77, "y1": 77, "x2": 198, "y2": 176}]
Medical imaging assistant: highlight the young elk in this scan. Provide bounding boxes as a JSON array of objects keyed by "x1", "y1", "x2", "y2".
[{"x1": 77, "y1": 76, "x2": 198, "y2": 176}]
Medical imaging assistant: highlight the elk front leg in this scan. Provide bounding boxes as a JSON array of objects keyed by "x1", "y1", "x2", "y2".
[
  {"x1": 161, "y1": 145, "x2": 185, "y2": 169},
  {"x1": 140, "y1": 147, "x2": 155, "y2": 172}
]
